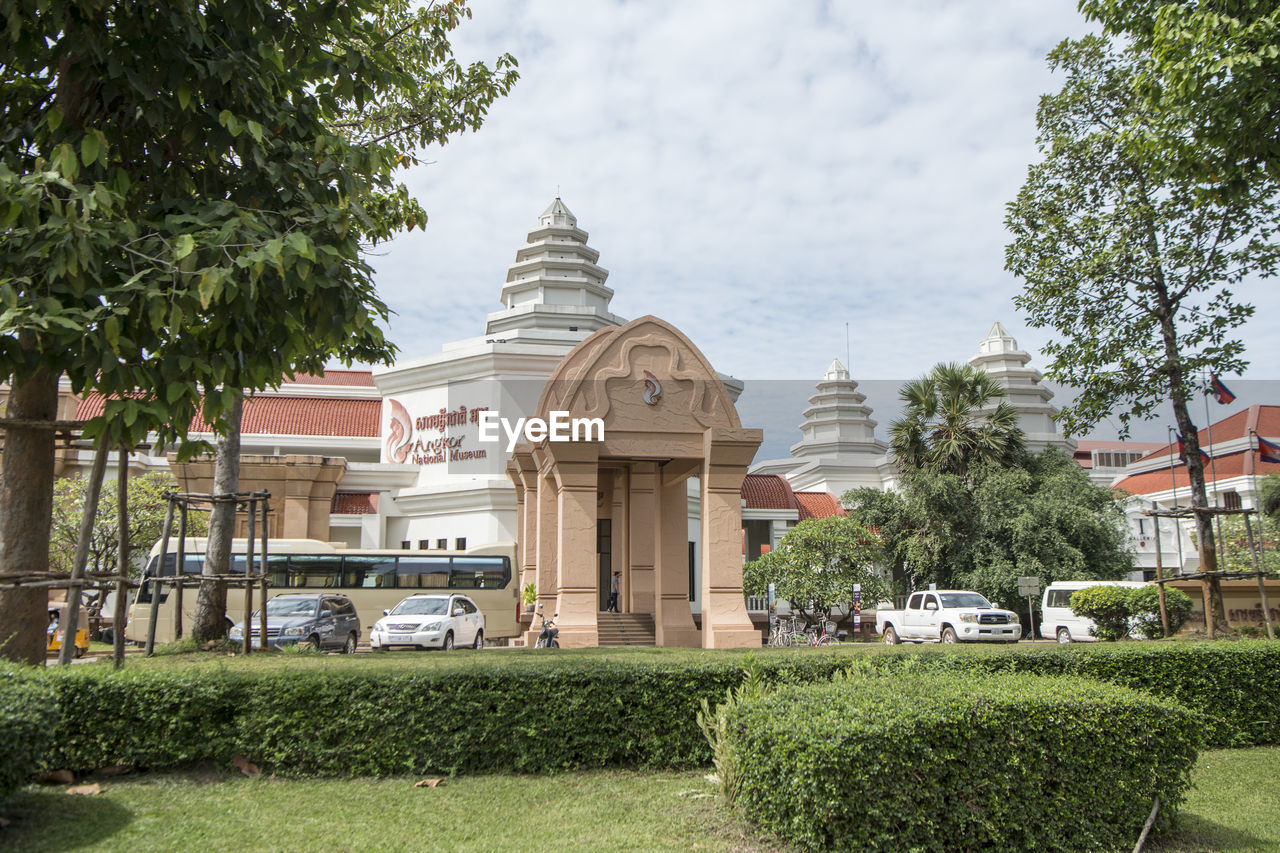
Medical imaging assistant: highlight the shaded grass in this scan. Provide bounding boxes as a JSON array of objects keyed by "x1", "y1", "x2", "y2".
[
  {"x1": 2, "y1": 749, "x2": 1274, "y2": 852},
  {"x1": 1150, "y1": 747, "x2": 1280, "y2": 853},
  {"x1": 0, "y1": 769, "x2": 781, "y2": 852}
]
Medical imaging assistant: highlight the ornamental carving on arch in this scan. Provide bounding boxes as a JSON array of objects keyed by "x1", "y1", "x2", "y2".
[{"x1": 537, "y1": 316, "x2": 741, "y2": 434}]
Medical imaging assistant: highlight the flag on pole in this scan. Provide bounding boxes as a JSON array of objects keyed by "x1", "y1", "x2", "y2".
[
  {"x1": 1209, "y1": 374, "x2": 1236, "y2": 405},
  {"x1": 1259, "y1": 435, "x2": 1280, "y2": 465},
  {"x1": 1176, "y1": 433, "x2": 1211, "y2": 467}
]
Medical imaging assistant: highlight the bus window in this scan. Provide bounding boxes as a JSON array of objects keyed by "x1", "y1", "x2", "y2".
[
  {"x1": 288, "y1": 555, "x2": 342, "y2": 588},
  {"x1": 450, "y1": 557, "x2": 510, "y2": 589},
  {"x1": 396, "y1": 556, "x2": 450, "y2": 589},
  {"x1": 343, "y1": 555, "x2": 397, "y2": 588},
  {"x1": 266, "y1": 554, "x2": 290, "y2": 589}
]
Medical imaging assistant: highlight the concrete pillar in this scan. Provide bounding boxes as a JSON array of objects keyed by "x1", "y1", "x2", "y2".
[
  {"x1": 525, "y1": 448, "x2": 561, "y2": 648},
  {"x1": 701, "y1": 428, "x2": 764, "y2": 648},
  {"x1": 655, "y1": 469, "x2": 700, "y2": 647},
  {"x1": 627, "y1": 462, "x2": 657, "y2": 616},
  {"x1": 550, "y1": 441, "x2": 599, "y2": 648}
]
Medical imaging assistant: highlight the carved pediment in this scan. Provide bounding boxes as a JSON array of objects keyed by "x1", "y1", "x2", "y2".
[{"x1": 535, "y1": 316, "x2": 740, "y2": 435}]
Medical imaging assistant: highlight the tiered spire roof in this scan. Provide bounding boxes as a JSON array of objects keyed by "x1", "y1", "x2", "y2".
[
  {"x1": 485, "y1": 198, "x2": 624, "y2": 337},
  {"x1": 967, "y1": 322, "x2": 1075, "y2": 454}
]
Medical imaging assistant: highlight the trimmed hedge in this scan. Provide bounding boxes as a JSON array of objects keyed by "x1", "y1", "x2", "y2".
[
  {"x1": 31, "y1": 641, "x2": 1280, "y2": 776},
  {"x1": 715, "y1": 673, "x2": 1199, "y2": 852},
  {"x1": 0, "y1": 667, "x2": 58, "y2": 802}
]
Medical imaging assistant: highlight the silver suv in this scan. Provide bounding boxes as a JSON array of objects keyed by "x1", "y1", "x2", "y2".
[{"x1": 229, "y1": 593, "x2": 361, "y2": 653}]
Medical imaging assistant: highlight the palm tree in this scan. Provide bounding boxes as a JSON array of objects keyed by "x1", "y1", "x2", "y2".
[{"x1": 890, "y1": 363, "x2": 1025, "y2": 477}]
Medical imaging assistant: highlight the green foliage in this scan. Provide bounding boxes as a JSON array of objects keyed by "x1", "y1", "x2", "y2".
[
  {"x1": 1211, "y1": 512, "x2": 1280, "y2": 575},
  {"x1": 1080, "y1": 0, "x2": 1280, "y2": 194},
  {"x1": 0, "y1": 0, "x2": 518, "y2": 447},
  {"x1": 1130, "y1": 585, "x2": 1195, "y2": 639},
  {"x1": 28, "y1": 641, "x2": 1280, "y2": 779},
  {"x1": 847, "y1": 449, "x2": 1133, "y2": 602},
  {"x1": 0, "y1": 668, "x2": 58, "y2": 803},
  {"x1": 717, "y1": 672, "x2": 1198, "y2": 852},
  {"x1": 741, "y1": 516, "x2": 888, "y2": 624},
  {"x1": 1261, "y1": 474, "x2": 1280, "y2": 521},
  {"x1": 1005, "y1": 34, "x2": 1279, "y2": 441},
  {"x1": 889, "y1": 361, "x2": 1025, "y2": 477},
  {"x1": 1070, "y1": 585, "x2": 1135, "y2": 640},
  {"x1": 50, "y1": 472, "x2": 206, "y2": 579}
]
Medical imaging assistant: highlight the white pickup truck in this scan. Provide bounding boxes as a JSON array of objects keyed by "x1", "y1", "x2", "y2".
[{"x1": 877, "y1": 590, "x2": 1020, "y2": 644}]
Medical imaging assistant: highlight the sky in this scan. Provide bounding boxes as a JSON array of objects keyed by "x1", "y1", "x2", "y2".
[{"x1": 366, "y1": 0, "x2": 1280, "y2": 456}]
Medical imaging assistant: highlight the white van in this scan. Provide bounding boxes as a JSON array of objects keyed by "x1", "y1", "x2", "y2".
[{"x1": 1039, "y1": 580, "x2": 1149, "y2": 643}]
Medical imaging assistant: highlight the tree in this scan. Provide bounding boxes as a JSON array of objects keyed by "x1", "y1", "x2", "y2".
[
  {"x1": 0, "y1": 1, "x2": 517, "y2": 660},
  {"x1": 845, "y1": 450, "x2": 1133, "y2": 608},
  {"x1": 1260, "y1": 474, "x2": 1280, "y2": 520},
  {"x1": 50, "y1": 471, "x2": 206, "y2": 577},
  {"x1": 1130, "y1": 584, "x2": 1195, "y2": 638},
  {"x1": 1069, "y1": 585, "x2": 1136, "y2": 640},
  {"x1": 1193, "y1": 513, "x2": 1280, "y2": 575},
  {"x1": 888, "y1": 362, "x2": 1025, "y2": 478},
  {"x1": 1080, "y1": 0, "x2": 1280, "y2": 193},
  {"x1": 1004, "y1": 35, "x2": 1280, "y2": 634},
  {"x1": 742, "y1": 516, "x2": 888, "y2": 626}
]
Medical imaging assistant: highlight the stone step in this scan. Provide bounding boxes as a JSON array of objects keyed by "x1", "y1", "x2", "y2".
[{"x1": 596, "y1": 611, "x2": 656, "y2": 647}]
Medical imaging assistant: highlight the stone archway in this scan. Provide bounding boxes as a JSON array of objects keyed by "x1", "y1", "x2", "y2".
[{"x1": 506, "y1": 315, "x2": 762, "y2": 648}]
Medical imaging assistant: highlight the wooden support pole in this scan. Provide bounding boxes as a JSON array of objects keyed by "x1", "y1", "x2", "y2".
[
  {"x1": 1243, "y1": 514, "x2": 1276, "y2": 640},
  {"x1": 112, "y1": 446, "x2": 130, "y2": 670},
  {"x1": 259, "y1": 495, "x2": 269, "y2": 650},
  {"x1": 243, "y1": 499, "x2": 255, "y2": 655},
  {"x1": 1152, "y1": 516, "x2": 1170, "y2": 639},
  {"x1": 145, "y1": 497, "x2": 177, "y2": 656},
  {"x1": 59, "y1": 442, "x2": 110, "y2": 666},
  {"x1": 174, "y1": 505, "x2": 187, "y2": 640}
]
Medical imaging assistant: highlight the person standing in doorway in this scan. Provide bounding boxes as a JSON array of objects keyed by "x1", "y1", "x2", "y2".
[{"x1": 608, "y1": 571, "x2": 620, "y2": 613}]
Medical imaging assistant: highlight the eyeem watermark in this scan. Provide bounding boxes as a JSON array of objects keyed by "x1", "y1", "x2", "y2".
[{"x1": 478, "y1": 410, "x2": 605, "y2": 452}]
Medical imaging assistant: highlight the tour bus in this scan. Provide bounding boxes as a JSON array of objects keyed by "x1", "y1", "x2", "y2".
[{"x1": 124, "y1": 538, "x2": 518, "y2": 647}]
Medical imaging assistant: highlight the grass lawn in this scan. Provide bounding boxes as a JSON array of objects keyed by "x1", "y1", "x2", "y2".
[{"x1": 1, "y1": 748, "x2": 1275, "y2": 852}]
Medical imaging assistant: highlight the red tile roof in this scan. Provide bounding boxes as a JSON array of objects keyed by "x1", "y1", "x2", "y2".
[
  {"x1": 1114, "y1": 450, "x2": 1280, "y2": 495},
  {"x1": 740, "y1": 475, "x2": 845, "y2": 520},
  {"x1": 741, "y1": 474, "x2": 798, "y2": 510},
  {"x1": 332, "y1": 492, "x2": 378, "y2": 514},
  {"x1": 286, "y1": 370, "x2": 376, "y2": 387},
  {"x1": 76, "y1": 394, "x2": 380, "y2": 438},
  {"x1": 1133, "y1": 405, "x2": 1280, "y2": 463},
  {"x1": 794, "y1": 491, "x2": 847, "y2": 520}
]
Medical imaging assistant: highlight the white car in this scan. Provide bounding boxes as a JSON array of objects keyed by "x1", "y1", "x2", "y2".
[{"x1": 369, "y1": 593, "x2": 485, "y2": 651}]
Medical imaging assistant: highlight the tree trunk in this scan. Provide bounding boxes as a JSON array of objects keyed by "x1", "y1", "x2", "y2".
[
  {"x1": 0, "y1": 369, "x2": 59, "y2": 665},
  {"x1": 192, "y1": 394, "x2": 242, "y2": 643},
  {"x1": 1163, "y1": 356, "x2": 1229, "y2": 634}
]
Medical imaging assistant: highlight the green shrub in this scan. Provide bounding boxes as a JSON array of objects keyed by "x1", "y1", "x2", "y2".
[
  {"x1": 716, "y1": 672, "x2": 1199, "y2": 852},
  {"x1": 30, "y1": 641, "x2": 1280, "y2": 777},
  {"x1": 0, "y1": 668, "x2": 58, "y2": 802},
  {"x1": 1130, "y1": 585, "x2": 1195, "y2": 639},
  {"x1": 1069, "y1": 585, "x2": 1133, "y2": 640}
]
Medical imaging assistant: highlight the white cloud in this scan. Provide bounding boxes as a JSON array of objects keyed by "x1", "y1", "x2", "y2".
[{"x1": 369, "y1": 0, "x2": 1280, "y2": 398}]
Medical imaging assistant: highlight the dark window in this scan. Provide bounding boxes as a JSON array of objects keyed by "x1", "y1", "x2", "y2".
[
  {"x1": 924, "y1": 594, "x2": 939, "y2": 609},
  {"x1": 1046, "y1": 589, "x2": 1073, "y2": 608},
  {"x1": 400, "y1": 541, "x2": 410, "y2": 550},
  {"x1": 451, "y1": 556, "x2": 509, "y2": 589},
  {"x1": 342, "y1": 555, "x2": 397, "y2": 588},
  {"x1": 265, "y1": 554, "x2": 290, "y2": 589},
  {"x1": 418, "y1": 539, "x2": 429, "y2": 550},
  {"x1": 688, "y1": 541, "x2": 696, "y2": 602},
  {"x1": 455, "y1": 537, "x2": 467, "y2": 551},
  {"x1": 907, "y1": 593, "x2": 923, "y2": 610},
  {"x1": 459, "y1": 598, "x2": 477, "y2": 614},
  {"x1": 1223, "y1": 491, "x2": 1242, "y2": 510},
  {"x1": 436, "y1": 538, "x2": 448, "y2": 550},
  {"x1": 397, "y1": 556, "x2": 451, "y2": 589}
]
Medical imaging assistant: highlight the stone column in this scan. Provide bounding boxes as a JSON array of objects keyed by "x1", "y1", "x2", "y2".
[
  {"x1": 525, "y1": 447, "x2": 560, "y2": 648},
  {"x1": 700, "y1": 428, "x2": 764, "y2": 648},
  {"x1": 510, "y1": 450, "x2": 539, "y2": 598},
  {"x1": 549, "y1": 441, "x2": 600, "y2": 648},
  {"x1": 626, "y1": 463, "x2": 657, "y2": 616},
  {"x1": 655, "y1": 469, "x2": 700, "y2": 647}
]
